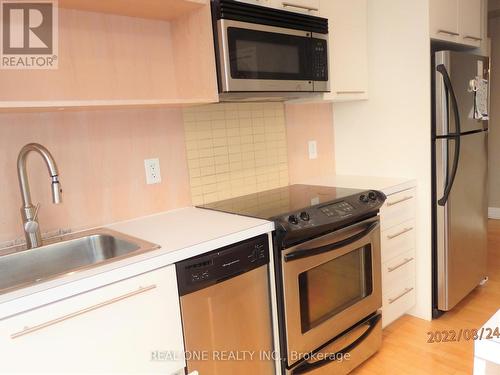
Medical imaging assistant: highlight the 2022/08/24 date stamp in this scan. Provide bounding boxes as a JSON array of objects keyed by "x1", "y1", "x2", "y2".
[{"x1": 427, "y1": 327, "x2": 500, "y2": 343}]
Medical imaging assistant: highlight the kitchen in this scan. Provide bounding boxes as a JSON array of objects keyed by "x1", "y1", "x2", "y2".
[{"x1": 0, "y1": 0, "x2": 498, "y2": 374}]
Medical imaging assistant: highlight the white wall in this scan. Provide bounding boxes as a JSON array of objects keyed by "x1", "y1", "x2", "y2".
[{"x1": 333, "y1": 0, "x2": 432, "y2": 320}]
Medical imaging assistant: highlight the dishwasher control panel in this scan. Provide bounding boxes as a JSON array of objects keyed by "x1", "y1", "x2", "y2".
[{"x1": 176, "y1": 234, "x2": 269, "y2": 296}]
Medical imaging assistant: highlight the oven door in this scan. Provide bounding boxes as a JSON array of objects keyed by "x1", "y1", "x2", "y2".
[
  {"x1": 216, "y1": 19, "x2": 328, "y2": 92},
  {"x1": 281, "y1": 216, "x2": 381, "y2": 364}
]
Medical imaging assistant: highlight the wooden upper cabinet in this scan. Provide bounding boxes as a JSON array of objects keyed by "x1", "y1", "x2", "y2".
[
  {"x1": 430, "y1": 0, "x2": 482, "y2": 47},
  {"x1": 321, "y1": 0, "x2": 368, "y2": 102},
  {"x1": 59, "y1": 0, "x2": 208, "y2": 21},
  {"x1": 0, "y1": 1, "x2": 218, "y2": 111}
]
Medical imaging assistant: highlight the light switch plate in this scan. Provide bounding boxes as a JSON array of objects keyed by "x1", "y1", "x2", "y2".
[
  {"x1": 144, "y1": 158, "x2": 162, "y2": 184},
  {"x1": 308, "y1": 140, "x2": 318, "y2": 160}
]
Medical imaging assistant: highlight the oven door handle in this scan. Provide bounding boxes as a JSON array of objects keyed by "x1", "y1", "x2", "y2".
[
  {"x1": 284, "y1": 221, "x2": 378, "y2": 262},
  {"x1": 292, "y1": 313, "x2": 382, "y2": 374}
]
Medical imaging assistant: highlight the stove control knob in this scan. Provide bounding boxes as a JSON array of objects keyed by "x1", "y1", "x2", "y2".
[
  {"x1": 300, "y1": 212, "x2": 310, "y2": 221},
  {"x1": 368, "y1": 191, "x2": 377, "y2": 201},
  {"x1": 288, "y1": 215, "x2": 299, "y2": 225},
  {"x1": 359, "y1": 194, "x2": 369, "y2": 203}
]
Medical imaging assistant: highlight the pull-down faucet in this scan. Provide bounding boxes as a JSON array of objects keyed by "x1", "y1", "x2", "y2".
[{"x1": 17, "y1": 143, "x2": 62, "y2": 249}]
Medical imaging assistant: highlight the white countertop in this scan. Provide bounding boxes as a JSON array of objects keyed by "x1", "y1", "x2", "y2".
[
  {"x1": 106, "y1": 207, "x2": 274, "y2": 260},
  {"x1": 0, "y1": 207, "x2": 274, "y2": 318},
  {"x1": 298, "y1": 174, "x2": 417, "y2": 196},
  {"x1": 475, "y1": 309, "x2": 500, "y2": 364}
]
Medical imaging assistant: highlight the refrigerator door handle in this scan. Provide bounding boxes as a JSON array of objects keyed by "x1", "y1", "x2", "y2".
[{"x1": 437, "y1": 64, "x2": 461, "y2": 206}]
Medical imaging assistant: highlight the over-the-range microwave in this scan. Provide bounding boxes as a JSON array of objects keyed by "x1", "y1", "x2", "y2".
[{"x1": 211, "y1": 0, "x2": 330, "y2": 101}]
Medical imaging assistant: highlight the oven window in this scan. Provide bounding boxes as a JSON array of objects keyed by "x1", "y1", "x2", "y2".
[
  {"x1": 298, "y1": 246, "x2": 373, "y2": 333},
  {"x1": 227, "y1": 27, "x2": 311, "y2": 80}
]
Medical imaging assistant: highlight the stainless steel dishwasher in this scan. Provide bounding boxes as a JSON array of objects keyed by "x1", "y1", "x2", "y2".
[{"x1": 176, "y1": 234, "x2": 275, "y2": 375}]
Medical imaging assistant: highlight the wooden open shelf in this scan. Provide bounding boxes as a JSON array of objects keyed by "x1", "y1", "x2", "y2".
[
  {"x1": 59, "y1": 0, "x2": 207, "y2": 21},
  {"x1": 0, "y1": 99, "x2": 217, "y2": 113},
  {"x1": 1, "y1": 2, "x2": 219, "y2": 112}
]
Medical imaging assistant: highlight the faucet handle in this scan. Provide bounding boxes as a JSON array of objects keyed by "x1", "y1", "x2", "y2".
[
  {"x1": 24, "y1": 220, "x2": 39, "y2": 234},
  {"x1": 24, "y1": 203, "x2": 40, "y2": 234},
  {"x1": 33, "y1": 202, "x2": 40, "y2": 221}
]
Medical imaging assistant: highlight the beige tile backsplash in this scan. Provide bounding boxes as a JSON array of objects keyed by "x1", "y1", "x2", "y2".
[{"x1": 183, "y1": 103, "x2": 289, "y2": 205}]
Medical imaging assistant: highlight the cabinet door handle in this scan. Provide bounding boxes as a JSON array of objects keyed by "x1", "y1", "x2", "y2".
[
  {"x1": 11, "y1": 285, "x2": 157, "y2": 339},
  {"x1": 464, "y1": 35, "x2": 482, "y2": 41},
  {"x1": 387, "y1": 227, "x2": 414, "y2": 240},
  {"x1": 336, "y1": 90, "x2": 366, "y2": 94},
  {"x1": 437, "y1": 29, "x2": 460, "y2": 36},
  {"x1": 388, "y1": 287, "x2": 414, "y2": 304},
  {"x1": 386, "y1": 195, "x2": 413, "y2": 207},
  {"x1": 282, "y1": 2, "x2": 319, "y2": 11},
  {"x1": 387, "y1": 257, "x2": 414, "y2": 272}
]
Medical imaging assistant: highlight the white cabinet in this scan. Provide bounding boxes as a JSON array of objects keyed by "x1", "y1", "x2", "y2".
[
  {"x1": 430, "y1": 0, "x2": 459, "y2": 43},
  {"x1": 430, "y1": 0, "x2": 482, "y2": 47},
  {"x1": 235, "y1": 0, "x2": 320, "y2": 15},
  {"x1": 0, "y1": 266, "x2": 185, "y2": 374},
  {"x1": 269, "y1": 0, "x2": 320, "y2": 15},
  {"x1": 234, "y1": 0, "x2": 271, "y2": 7},
  {"x1": 321, "y1": 0, "x2": 368, "y2": 102},
  {"x1": 379, "y1": 188, "x2": 417, "y2": 328},
  {"x1": 459, "y1": 0, "x2": 482, "y2": 46}
]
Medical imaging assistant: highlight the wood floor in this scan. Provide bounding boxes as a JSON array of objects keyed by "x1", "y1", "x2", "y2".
[{"x1": 353, "y1": 220, "x2": 500, "y2": 374}]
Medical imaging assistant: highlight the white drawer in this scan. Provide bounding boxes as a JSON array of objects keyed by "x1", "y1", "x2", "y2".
[
  {"x1": 381, "y1": 219, "x2": 416, "y2": 263},
  {"x1": 380, "y1": 188, "x2": 416, "y2": 230},
  {"x1": 0, "y1": 266, "x2": 185, "y2": 374},
  {"x1": 382, "y1": 249, "x2": 415, "y2": 289},
  {"x1": 382, "y1": 276, "x2": 416, "y2": 328}
]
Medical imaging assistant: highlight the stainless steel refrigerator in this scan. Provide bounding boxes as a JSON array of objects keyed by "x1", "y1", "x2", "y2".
[{"x1": 432, "y1": 50, "x2": 489, "y2": 316}]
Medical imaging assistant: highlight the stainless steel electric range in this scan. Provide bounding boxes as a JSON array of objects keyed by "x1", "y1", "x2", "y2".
[{"x1": 201, "y1": 184, "x2": 386, "y2": 375}]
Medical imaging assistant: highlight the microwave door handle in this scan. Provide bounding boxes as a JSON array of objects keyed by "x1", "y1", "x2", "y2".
[
  {"x1": 436, "y1": 64, "x2": 461, "y2": 206},
  {"x1": 284, "y1": 221, "x2": 378, "y2": 262},
  {"x1": 292, "y1": 314, "x2": 382, "y2": 375}
]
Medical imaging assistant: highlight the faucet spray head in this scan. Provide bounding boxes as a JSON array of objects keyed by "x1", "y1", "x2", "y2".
[{"x1": 51, "y1": 176, "x2": 62, "y2": 204}]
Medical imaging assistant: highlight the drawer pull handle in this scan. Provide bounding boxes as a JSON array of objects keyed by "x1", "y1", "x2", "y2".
[
  {"x1": 387, "y1": 227, "x2": 414, "y2": 240},
  {"x1": 386, "y1": 195, "x2": 413, "y2": 207},
  {"x1": 437, "y1": 29, "x2": 460, "y2": 36},
  {"x1": 282, "y1": 2, "x2": 319, "y2": 11},
  {"x1": 387, "y1": 257, "x2": 414, "y2": 272},
  {"x1": 388, "y1": 287, "x2": 414, "y2": 304},
  {"x1": 464, "y1": 35, "x2": 482, "y2": 41},
  {"x1": 336, "y1": 90, "x2": 366, "y2": 94},
  {"x1": 11, "y1": 285, "x2": 157, "y2": 339}
]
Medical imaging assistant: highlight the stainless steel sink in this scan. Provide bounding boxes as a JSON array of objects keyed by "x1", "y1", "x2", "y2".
[{"x1": 0, "y1": 228, "x2": 160, "y2": 296}]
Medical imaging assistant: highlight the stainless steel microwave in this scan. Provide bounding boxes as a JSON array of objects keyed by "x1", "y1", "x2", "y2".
[{"x1": 212, "y1": 0, "x2": 330, "y2": 99}]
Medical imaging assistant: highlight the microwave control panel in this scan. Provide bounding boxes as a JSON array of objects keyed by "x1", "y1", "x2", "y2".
[{"x1": 312, "y1": 38, "x2": 328, "y2": 81}]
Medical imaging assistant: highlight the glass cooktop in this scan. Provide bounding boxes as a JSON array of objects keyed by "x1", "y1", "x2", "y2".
[{"x1": 199, "y1": 184, "x2": 365, "y2": 220}]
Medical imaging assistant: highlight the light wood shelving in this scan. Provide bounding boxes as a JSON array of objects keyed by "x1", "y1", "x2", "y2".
[
  {"x1": 59, "y1": 0, "x2": 207, "y2": 21},
  {"x1": 1, "y1": 1, "x2": 219, "y2": 112},
  {"x1": 0, "y1": 99, "x2": 216, "y2": 113}
]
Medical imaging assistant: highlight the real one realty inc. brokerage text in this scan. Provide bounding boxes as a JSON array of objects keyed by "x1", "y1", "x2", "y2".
[{"x1": 151, "y1": 350, "x2": 351, "y2": 362}]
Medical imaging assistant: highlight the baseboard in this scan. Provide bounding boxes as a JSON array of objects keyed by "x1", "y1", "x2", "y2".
[{"x1": 488, "y1": 207, "x2": 500, "y2": 219}]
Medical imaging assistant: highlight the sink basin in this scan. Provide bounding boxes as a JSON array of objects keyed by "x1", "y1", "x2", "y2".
[{"x1": 0, "y1": 228, "x2": 160, "y2": 296}]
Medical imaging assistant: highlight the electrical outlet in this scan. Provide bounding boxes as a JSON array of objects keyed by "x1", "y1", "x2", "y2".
[
  {"x1": 144, "y1": 158, "x2": 162, "y2": 185},
  {"x1": 308, "y1": 140, "x2": 318, "y2": 160}
]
